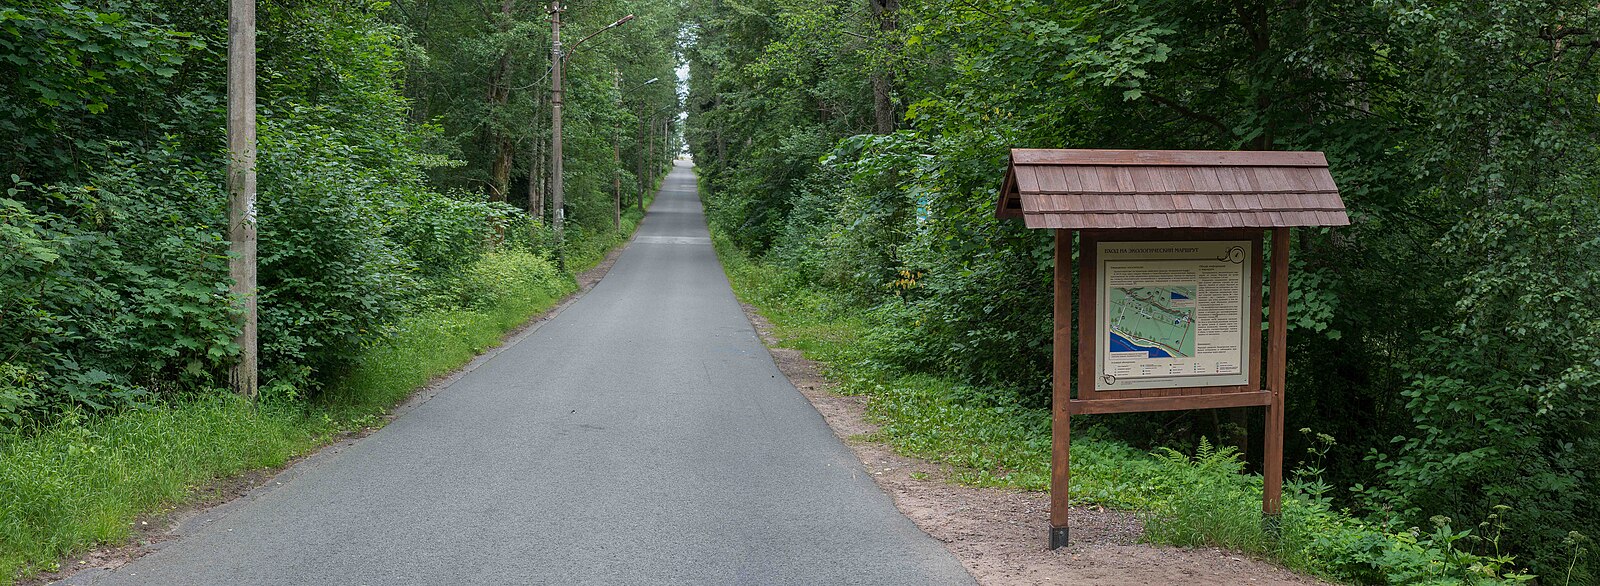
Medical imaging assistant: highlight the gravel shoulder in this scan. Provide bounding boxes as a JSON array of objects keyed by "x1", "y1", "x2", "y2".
[{"x1": 738, "y1": 302, "x2": 1333, "y2": 586}]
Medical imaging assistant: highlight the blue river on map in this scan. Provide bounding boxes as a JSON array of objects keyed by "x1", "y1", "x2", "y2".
[{"x1": 1109, "y1": 331, "x2": 1174, "y2": 358}]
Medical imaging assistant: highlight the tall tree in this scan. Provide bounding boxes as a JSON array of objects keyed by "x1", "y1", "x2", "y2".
[{"x1": 868, "y1": 0, "x2": 898, "y2": 134}]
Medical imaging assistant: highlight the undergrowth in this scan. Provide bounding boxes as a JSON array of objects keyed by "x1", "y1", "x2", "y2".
[
  {"x1": 0, "y1": 398, "x2": 323, "y2": 581},
  {"x1": 0, "y1": 197, "x2": 653, "y2": 585},
  {"x1": 710, "y1": 224, "x2": 1546, "y2": 586}
]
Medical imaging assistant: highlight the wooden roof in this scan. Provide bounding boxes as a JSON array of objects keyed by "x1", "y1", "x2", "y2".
[{"x1": 995, "y1": 149, "x2": 1349, "y2": 230}]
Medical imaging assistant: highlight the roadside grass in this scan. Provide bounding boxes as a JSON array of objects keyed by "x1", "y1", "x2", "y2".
[
  {"x1": 0, "y1": 399, "x2": 324, "y2": 581},
  {"x1": 709, "y1": 225, "x2": 1539, "y2": 586},
  {"x1": 322, "y1": 203, "x2": 650, "y2": 416},
  {"x1": 0, "y1": 197, "x2": 654, "y2": 585},
  {"x1": 318, "y1": 249, "x2": 575, "y2": 416}
]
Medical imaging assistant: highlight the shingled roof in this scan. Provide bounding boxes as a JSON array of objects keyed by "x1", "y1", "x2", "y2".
[{"x1": 995, "y1": 149, "x2": 1349, "y2": 230}]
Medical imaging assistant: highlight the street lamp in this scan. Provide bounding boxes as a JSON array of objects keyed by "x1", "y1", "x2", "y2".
[
  {"x1": 623, "y1": 77, "x2": 659, "y2": 95},
  {"x1": 549, "y1": 4, "x2": 634, "y2": 265}
]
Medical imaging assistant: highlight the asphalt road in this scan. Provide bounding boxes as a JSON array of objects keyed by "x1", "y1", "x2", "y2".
[{"x1": 67, "y1": 161, "x2": 975, "y2": 586}]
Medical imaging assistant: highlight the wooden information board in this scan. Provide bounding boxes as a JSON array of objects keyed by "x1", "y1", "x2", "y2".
[{"x1": 994, "y1": 149, "x2": 1349, "y2": 549}]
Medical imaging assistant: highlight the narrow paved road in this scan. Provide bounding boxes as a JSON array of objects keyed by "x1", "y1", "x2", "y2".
[{"x1": 70, "y1": 161, "x2": 974, "y2": 585}]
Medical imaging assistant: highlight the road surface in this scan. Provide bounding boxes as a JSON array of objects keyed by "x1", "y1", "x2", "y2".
[{"x1": 68, "y1": 161, "x2": 974, "y2": 585}]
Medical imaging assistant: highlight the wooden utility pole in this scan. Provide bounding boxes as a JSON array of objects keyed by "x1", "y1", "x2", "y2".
[
  {"x1": 549, "y1": 0, "x2": 565, "y2": 263},
  {"x1": 227, "y1": 0, "x2": 258, "y2": 399},
  {"x1": 547, "y1": 9, "x2": 633, "y2": 235}
]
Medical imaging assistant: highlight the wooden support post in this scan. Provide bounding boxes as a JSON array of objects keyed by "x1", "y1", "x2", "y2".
[
  {"x1": 1049, "y1": 229, "x2": 1072, "y2": 549},
  {"x1": 226, "y1": 0, "x2": 258, "y2": 399},
  {"x1": 1263, "y1": 228, "x2": 1290, "y2": 520}
]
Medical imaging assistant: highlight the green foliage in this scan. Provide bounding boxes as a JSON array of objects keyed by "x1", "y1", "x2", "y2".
[
  {"x1": 0, "y1": 0, "x2": 672, "y2": 579},
  {"x1": 0, "y1": 366, "x2": 41, "y2": 428},
  {"x1": 715, "y1": 228, "x2": 1543, "y2": 584},
  {"x1": 254, "y1": 117, "x2": 418, "y2": 384},
  {"x1": 390, "y1": 191, "x2": 511, "y2": 278},
  {"x1": 0, "y1": 397, "x2": 327, "y2": 582},
  {"x1": 1, "y1": 155, "x2": 234, "y2": 413},
  {"x1": 324, "y1": 249, "x2": 572, "y2": 413},
  {"x1": 390, "y1": 0, "x2": 680, "y2": 221},
  {"x1": 0, "y1": 0, "x2": 663, "y2": 413},
  {"x1": 0, "y1": 0, "x2": 202, "y2": 178},
  {"x1": 688, "y1": 0, "x2": 1599, "y2": 578},
  {"x1": 0, "y1": 194, "x2": 651, "y2": 586}
]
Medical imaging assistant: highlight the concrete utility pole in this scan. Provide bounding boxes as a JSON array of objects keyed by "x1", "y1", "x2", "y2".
[
  {"x1": 227, "y1": 0, "x2": 258, "y2": 399},
  {"x1": 549, "y1": 6, "x2": 634, "y2": 261},
  {"x1": 549, "y1": 0, "x2": 565, "y2": 264}
]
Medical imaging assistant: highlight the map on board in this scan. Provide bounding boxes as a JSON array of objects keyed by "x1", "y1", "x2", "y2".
[
  {"x1": 1095, "y1": 241, "x2": 1253, "y2": 391},
  {"x1": 1107, "y1": 286, "x2": 1197, "y2": 359}
]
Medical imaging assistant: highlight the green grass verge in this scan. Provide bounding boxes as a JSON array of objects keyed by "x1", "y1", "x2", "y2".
[
  {"x1": 0, "y1": 194, "x2": 655, "y2": 585},
  {"x1": 0, "y1": 398, "x2": 325, "y2": 581},
  {"x1": 708, "y1": 225, "x2": 1539, "y2": 586}
]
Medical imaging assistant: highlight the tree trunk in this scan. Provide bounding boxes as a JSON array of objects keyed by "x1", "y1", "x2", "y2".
[
  {"x1": 487, "y1": 0, "x2": 515, "y2": 202},
  {"x1": 630, "y1": 122, "x2": 643, "y2": 209},
  {"x1": 612, "y1": 137, "x2": 621, "y2": 230},
  {"x1": 532, "y1": 90, "x2": 545, "y2": 219},
  {"x1": 490, "y1": 135, "x2": 513, "y2": 202},
  {"x1": 534, "y1": 133, "x2": 547, "y2": 219},
  {"x1": 869, "y1": 0, "x2": 899, "y2": 134}
]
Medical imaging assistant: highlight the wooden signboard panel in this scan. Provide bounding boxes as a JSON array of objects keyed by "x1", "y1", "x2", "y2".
[{"x1": 1073, "y1": 229, "x2": 1265, "y2": 413}]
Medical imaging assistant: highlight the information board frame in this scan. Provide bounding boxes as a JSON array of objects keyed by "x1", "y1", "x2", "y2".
[{"x1": 1077, "y1": 230, "x2": 1264, "y2": 403}]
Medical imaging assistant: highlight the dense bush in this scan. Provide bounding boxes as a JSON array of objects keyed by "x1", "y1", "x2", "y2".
[
  {"x1": 685, "y1": 0, "x2": 1598, "y2": 579},
  {"x1": 0, "y1": 0, "x2": 674, "y2": 581},
  {"x1": 0, "y1": 0, "x2": 677, "y2": 416},
  {"x1": 713, "y1": 229, "x2": 1548, "y2": 585},
  {"x1": 1, "y1": 153, "x2": 233, "y2": 415}
]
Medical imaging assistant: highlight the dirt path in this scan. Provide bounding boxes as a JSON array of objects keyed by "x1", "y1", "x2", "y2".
[{"x1": 740, "y1": 303, "x2": 1332, "y2": 586}]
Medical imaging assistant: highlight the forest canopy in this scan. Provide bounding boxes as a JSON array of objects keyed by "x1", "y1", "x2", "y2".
[
  {"x1": 0, "y1": 0, "x2": 680, "y2": 417},
  {"x1": 683, "y1": 0, "x2": 1599, "y2": 580},
  {"x1": 1, "y1": 0, "x2": 1596, "y2": 581}
]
